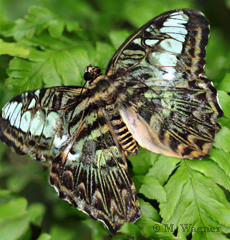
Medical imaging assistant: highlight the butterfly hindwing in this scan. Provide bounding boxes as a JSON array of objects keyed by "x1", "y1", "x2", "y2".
[
  {"x1": 118, "y1": 76, "x2": 222, "y2": 158},
  {"x1": 49, "y1": 107, "x2": 141, "y2": 233},
  {"x1": 0, "y1": 86, "x2": 141, "y2": 233}
]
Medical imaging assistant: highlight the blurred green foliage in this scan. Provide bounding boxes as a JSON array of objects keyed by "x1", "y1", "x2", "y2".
[{"x1": 0, "y1": 0, "x2": 230, "y2": 240}]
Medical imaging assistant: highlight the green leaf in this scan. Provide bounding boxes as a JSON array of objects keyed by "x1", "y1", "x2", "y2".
[
  {"x1": 48, "y1": 19, "x2": 65, "y2": 38},
  {"x1": 53, "y1": 50, "x2": 82, "y2": 86},
  {"x1": 0, "y1": 39, "x2": 30, "y2": 57},
  {"x1": 94, "y1": 41, "x2": 115, "y2": 69},
  {"x1": 218, "y1": 90, "x2": 230, "y2": 118},
  {"x1": 6, "y1": 50, "x2": 49, "y2": 92},
  {"x1": 28, "y1": 203, "x2": 45, "y2": 227},
  {"x1": 36, "y1": 233, "x2": 51, "y2": 240},
  {"x1": 213, "y1": 126, "x2": 230, "y2": 153},
  {"x1": 4, "y1": 6, "x2": 79, "y2": 39},
  {"x1": 6, "y1": 46, "x2": 85, "y2": 93},
  {"x1": 147, "y1": 155, "x2": 180, "y2": 185},
  {"x1": 50, "y1": 225, "x2": 75, "y2": 240},
  {"x1": 178, "y1": 217, "x2": 230, "y2": 240},
  {"x1": 137, "y1": 175, "x2": 166, "y2": 203},
  {"x1": 0, "y1": 214, "x2": 30, "y2": 240},
  {"x1": 139, "y1": 198, "x2": 160, "y2": 222},
  {"x1": 70, "y1": 48, "x2": 91, "y2": 80},
  {"x1": 160, "y1": 162, "x2": 188, "y2": 221},
  {"x1": 0, "y1": 190, "x2": 11, "y2": 198},
  {"x1": 188, "y1": 159, "x2": 230, "y2": 192},
  {"x1": 18, "y1": 31, "x2": 81, "y2": 50},
  {"x1": 0, "y1": 197, "x2": 27, "y2": 220},
  {"x1": 6, "y1": 174, "x2": 28, "y2": 192},
  {"x1": 109, "y1": 30, "x2": 129, "y2": 50},
  {"x1": 205, "y1": 29, "x2": 230, "y2": 81},
  {"x1": 66, "y1": 20, "x2": 79, "y2": 32},
  {"x1": 119, "y1": 221, "x2": 140, "y2": 238},
  {"x1": 20, "y1": 227, "x2": 32, "y2": 240},
  {"x1": 130, "y1": 148, "x2": 157, "y2": 175},
  {"x1": 161, "y1": 161, "x2": 230, "y2": 239},
  {"x1": 218, "y1": 73, "x2": 230, "y2": 92},
  {"x1": 210, "y1": 148, "x2": 230, "y2": 178},
  {"x1": 0, "y1": 1, "x2": 12, "y2": 33}
]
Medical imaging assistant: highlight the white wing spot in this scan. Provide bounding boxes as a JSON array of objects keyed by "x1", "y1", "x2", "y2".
[
  {"x1": 68, "y1": 151, "x2": 80, "y2": 161},
  {"x1": 146, "y1": 24, "x2": 155, "y2": 32},
  {"x1": 145, "y1": 39, "x2": 159, "y2": 47},
  {"x1": 30, "y1": 110, "x2": 45, "y2": 136},
  {"x1": 1, "y1": 102, "x2": 10, "y2": 119},
  {"x1": 170, "y1": 12, "x2": 189, "y2": 21},
  {"x1": 15, "y1": 113, "x2": 21, "y2": 128},
  {"x1": 20, "y1": 111, "x2": 31, "y2": 132},
  {"x1": 53, "y1": 134, "x2": 68, "y2": 149},
  {"x1": 133, "y1": 38, "x2": 141, "y2": 45},
  {"x1": 161, "y1": 26, "x2": 187, "y2": 35},
  {"x1": 35, "y1": 90, "x2": 40, "y2": 97},
  {"x1": 160, "y1": 39, "x2": 183, "y2": 54},
  {"x1": 151, "y1": 52, "x2": 177, "y2": 66},
  {"x1": 6, "y1": 102, "x2": 18, "y2": 120},
  {"x1": 162, "y1": 72, "x2": 175, "y2": 80},
  {"x1": 163, "y1": 18, "x2": 187, "y2": 27},
  {"x1": 10, "y1": 103, "x2": 22, "y2": 126},
  {"x1": 167, "y1": 33, "x2": 185, "y2": 42},
  {"x1": 28, "y1": 98, "x2": 36, "y2": 109},
  {"x1": 43, "y1": 111, "x2": 60, "y2": 138}
]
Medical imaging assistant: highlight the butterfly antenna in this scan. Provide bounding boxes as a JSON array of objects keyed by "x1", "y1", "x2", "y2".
[{"x1": 75, "y1": 81, "x2": 87, "y2": 105}]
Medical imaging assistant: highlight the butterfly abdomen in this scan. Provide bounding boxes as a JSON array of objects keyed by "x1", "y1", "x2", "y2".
[{"x1": 105, "y1": 105, "x2": 139, "y2": 155}]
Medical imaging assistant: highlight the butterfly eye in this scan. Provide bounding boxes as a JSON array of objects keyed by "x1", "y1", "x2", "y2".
[{"x1": 84, "y1": 72, "x2": 92, "y2": 81}]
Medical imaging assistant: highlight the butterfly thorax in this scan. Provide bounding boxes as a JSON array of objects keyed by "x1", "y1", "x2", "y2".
[
  {"x1": 90, "y1": 75, "x2": 118, "y2": 106},
  {"x1": 84, "y1": 65, "x2": 117, "y2": 105}
]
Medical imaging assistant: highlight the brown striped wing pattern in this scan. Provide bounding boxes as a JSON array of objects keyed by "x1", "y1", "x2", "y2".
[
  {"x1": 107, "y1": 9, "x2": 223, "y2": 159},
  {"x1": 0, "y1": 86, "x2": 141, "y2": 234}
]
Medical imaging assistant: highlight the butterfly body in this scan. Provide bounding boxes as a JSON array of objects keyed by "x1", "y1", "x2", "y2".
[
  {"x1": 84, "y1": 66, "x2": 139, "y2": 155},
  {"x1": 0, "y1": 9, "x2": 223, "y2": 234}
]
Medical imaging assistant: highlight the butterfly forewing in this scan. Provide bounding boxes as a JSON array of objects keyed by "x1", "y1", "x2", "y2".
[
  {"x1": 107, "y1": 9, "x2": 209, "y2": 86},
  {"x1": 0, "y1": 87, "x2": 88, "y2": 160},
  {"x1": 107, "y1": 8, "x2": 223, "y2": 158},
  {"x1": 0, "y1": 86, "x2": 141, "y2": 233}
]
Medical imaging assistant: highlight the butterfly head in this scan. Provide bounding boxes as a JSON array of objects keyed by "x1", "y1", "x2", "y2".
[
  {"x1": 84, "y1": 65, "x2": 118, "y2": 105},
  {"x1": 84, "y1": 65, "x2": 102, "y2": 85}
]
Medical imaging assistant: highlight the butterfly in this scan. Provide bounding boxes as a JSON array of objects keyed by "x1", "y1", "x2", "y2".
[{"x1": 0, "y1": 9, "x2": 223, "y2": 234}]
